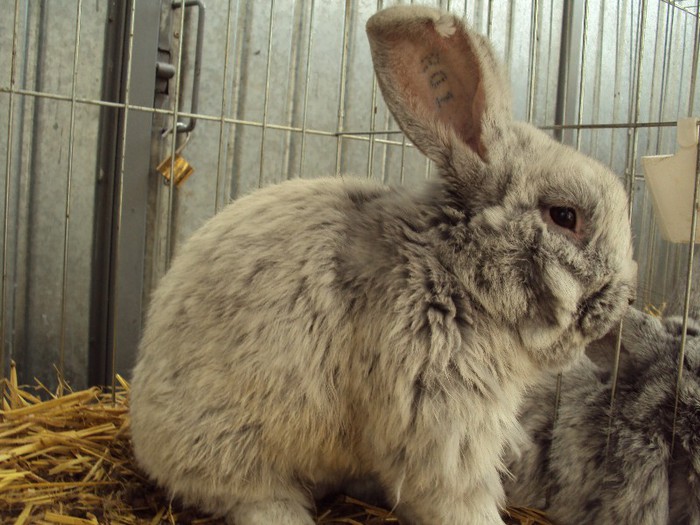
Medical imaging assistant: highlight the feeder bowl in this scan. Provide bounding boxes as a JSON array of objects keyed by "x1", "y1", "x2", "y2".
[{"x1": 642, "y1": 117, "x2": 699, "y2": 244}]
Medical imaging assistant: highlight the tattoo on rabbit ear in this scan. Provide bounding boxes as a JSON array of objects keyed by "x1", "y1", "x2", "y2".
[{"x1": 366, "y1": 6, "x2": 510, "y2": 165}]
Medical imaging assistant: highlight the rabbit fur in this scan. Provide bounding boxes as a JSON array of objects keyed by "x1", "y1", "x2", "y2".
[
  {"x1": 505, "y1": 307, "x2": 700, "y2": 525},
  {"x1": 129, "y1": 5, "x2": 637, "y2": 525}
]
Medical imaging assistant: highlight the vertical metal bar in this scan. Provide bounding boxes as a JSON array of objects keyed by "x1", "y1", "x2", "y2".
[
  {"x1": 215, "y1": 0, "x2": 237, "y2": 212},
  {"x1": 8, "y1": 1, "x2": 36, "y2": 387},
  {"x1": 225, "y1": 1, "x2": 250, "y2": 200},
  {"x1": 662, "y1": 241, "x2": 672, "y2": 303},
  {"x1": 299, "y1": 0, "x2": 316, "y2": 178},
  {"x1": 671, "y1": 5, "x2": 688, "y2": 121},
  {"x1": 605, "y1": 0, "x2": 645, "y2": 468},
  {"x1": 554, "y1": 0, "x2": 585, "y2": 145},
  {"x1": 379, "y1": 104, "x2": 393, "y2": 185},
  {"x1": 671, "y1": 129, "x2": 700, "y2": 456},
  {"x1": 257, "y1": 0, "x2": 276, "y2": 188},
  {"x1": 526, "y1": 0, "x2": 540, "y2": 123},
  {"x1": 366, "y1": 103, "x2": 377, "y2": 179},
  {"x1": 487, "y1": 0, "x2": 494, "y2": 37},
  {"x1": 624, "y1": 0, "x2": 646, "y2": 202},
  {"x1": 645, "y1": 217, "x2": 660, "y2": 306},
  {"x1": 654, "y1": 3, "x2": 673, "y2": 152},
  {"x1": 606, "y1": 0, "x2": 623, "y2": 167},
  {"x1": 505, "y1": 1, "x2": 515, "y2": 67},
  {"x1": 551, "y1": 373, "x2": 563, "y2": 422},
  {"x1": 335, "y1": 0, "x2": 353, "y2": 176},
  {"x1": 545, "y1": 371, "x2": 564, "y2": 508},
  {"x1": 639, "y1": 183, "x2": 651, "y2": 300},
  {"x1": 640, "y1": 1, "x2": 661, "y2": 306},
  {"x1": 544, "y1": 0, "x2": 556, "y2": 124},
  {"x1": 417, "y1": 0, "x2": 428, "y2": 184},
  {"x1": 111, "y1": 0, "x2": 138, "y2": 395},
  {"x1": 673, "y1": 243, "x2": 684, "y2": 302},
  {"x1": 378, "y1": 1, "x2": 398, "y2": 183},
  {"x1": 89, "y1": 0, "x2": 126, "y2": 387},
  {"x1": 58, "y1": 0, "x2": 84, "y2": 382},
  {"x1": 281, "y1": 0, "x2": 304, "y2": 181},
  {"x1": 602, "y1": 319, "x2": 625, "y2": 464},
  {"x1": 105, "y1": 0, "x2": 161, "y2": 387},
  {"x1": 366, "y1": 0, "x2": 383, "y2": 181},
  {"x1": 1, "y1": 0, "x2": 21, "y2": 380},
  {"x1": 574, "y1": 0, "x2": 589, "y2": 151},
  {"x1": 165, "y1": 2, "x2": 188, "y2": 266},
  {"x1": 171, "y1": 0, "x2": 205, "y2": 134},
  {"x1": 402, "y1": 0, "x2": 414, "y2": 185},
  {"x1": 645, "y1": 3, "x2": 663, "y2": 155},
  {"x1": 688, "y1": 2, "x2": 700, "y2": 116},
  {"x1": 399, "y1": 135, "x2": 407, "y2": 186}
]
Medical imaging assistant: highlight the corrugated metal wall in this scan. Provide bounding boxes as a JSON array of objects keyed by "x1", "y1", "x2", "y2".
[{"x1": 0, "y1": 2, "x2": 109, "y2": 387}]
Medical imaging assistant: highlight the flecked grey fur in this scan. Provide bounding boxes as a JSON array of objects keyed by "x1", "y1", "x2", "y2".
[
  {"x1": 130, "y1": 6, "x2": 636, "y2": 525},
  {"x1": 505, "y1": 307, "x2": 700, "y2": 525}
]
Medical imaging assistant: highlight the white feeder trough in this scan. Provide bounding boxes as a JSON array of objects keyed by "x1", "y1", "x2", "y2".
[{"x1": 642, "y1": 118, "x2": 700, "y2": 244}]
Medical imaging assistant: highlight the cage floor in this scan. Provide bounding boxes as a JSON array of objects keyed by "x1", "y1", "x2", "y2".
[{"x1": 0, "y1": 365, "x2": 552, "y2": 525}]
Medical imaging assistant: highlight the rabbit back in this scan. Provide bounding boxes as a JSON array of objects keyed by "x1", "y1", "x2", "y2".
[
  {"x1": 131, "y1": 177, "x2": 392, "y2": 513},
  {"x1": 130, "y1": 175, "x2": 526, "y2": 522},
  {"x1": 506, "y1": 356, "x2": 671, "y2": 524}
]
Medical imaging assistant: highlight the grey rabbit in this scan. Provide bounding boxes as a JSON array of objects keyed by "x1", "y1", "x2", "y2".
[
  {"x1": 504, "y1": 306, "x2": 700, "y2": 525},
  {"x1": 129, "y1": 5, "x2": 636, "y2": 525}
]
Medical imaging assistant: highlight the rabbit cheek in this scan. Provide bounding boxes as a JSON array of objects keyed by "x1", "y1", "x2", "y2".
[{"x1": 518, "y1": 257, "x2": 582, "y2": 348}]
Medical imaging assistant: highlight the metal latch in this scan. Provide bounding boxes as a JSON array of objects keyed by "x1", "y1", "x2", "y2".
[{"x1": 169, "y1": 0, "x2": 205, "y2": 134}]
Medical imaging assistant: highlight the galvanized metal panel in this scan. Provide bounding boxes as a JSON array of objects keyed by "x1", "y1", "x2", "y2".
[{"x1": 0, "y1": 1, "x2": 109, "y2": 388}]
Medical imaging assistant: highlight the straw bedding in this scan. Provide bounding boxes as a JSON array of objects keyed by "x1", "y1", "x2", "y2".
[{"x1": 0, "y1": 364, "x2": 552, "y2": 525}]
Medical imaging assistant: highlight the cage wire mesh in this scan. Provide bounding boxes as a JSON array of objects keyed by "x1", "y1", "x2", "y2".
[{"x1": 0, "y1": 0, "x2": 699, "y2": 513}]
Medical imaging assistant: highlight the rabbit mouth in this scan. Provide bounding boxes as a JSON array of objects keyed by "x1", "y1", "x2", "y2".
[{"x1": 576, "y1": 281, "x2": 626, "y2": 341}]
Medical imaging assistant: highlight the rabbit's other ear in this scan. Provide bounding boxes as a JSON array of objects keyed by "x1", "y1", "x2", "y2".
[{"x1": 366, "y1": 6, "x2": 510, "y2": 166}]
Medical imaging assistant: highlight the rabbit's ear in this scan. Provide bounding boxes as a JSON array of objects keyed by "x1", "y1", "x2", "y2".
[{"x1": 366, "y1": 6, "x2": 511, "y2": 165}]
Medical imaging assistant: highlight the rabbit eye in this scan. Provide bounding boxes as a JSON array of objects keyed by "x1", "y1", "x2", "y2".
[
  {"x1": 550, "y1": 206, "x2": 577, "y2": 231},
  {"x1": 540, "y1": 205, "x2": 584, "y2": 241}
]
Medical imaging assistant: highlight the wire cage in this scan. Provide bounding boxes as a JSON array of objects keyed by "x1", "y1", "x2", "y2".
[{"x1": 0, "y1": 0, "x2": 699, "y2": 522}]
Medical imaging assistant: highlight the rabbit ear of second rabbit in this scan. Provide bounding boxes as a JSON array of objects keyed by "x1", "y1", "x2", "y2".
[{"x1": 366, "y1": 5, "x2": 508, "y2": 169}]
